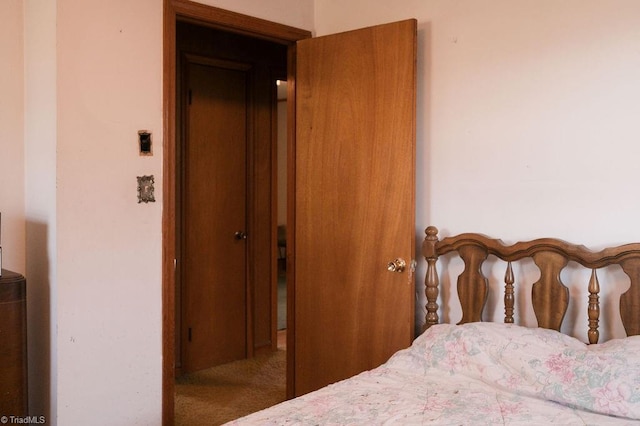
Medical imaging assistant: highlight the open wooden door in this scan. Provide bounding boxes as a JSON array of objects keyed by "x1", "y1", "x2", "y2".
[{"x1": 291, "y1": 19, "x2": 417, "y2": 396}]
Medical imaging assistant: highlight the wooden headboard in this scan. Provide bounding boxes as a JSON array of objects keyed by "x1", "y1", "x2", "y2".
[{"x1": 422, "y1": 226, "x2": 640, "y2": 344}]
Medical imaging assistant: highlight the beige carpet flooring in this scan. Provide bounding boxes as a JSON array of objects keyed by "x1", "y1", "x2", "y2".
[{"x1": 175, "y1": 349, "x2": 286, "y2": 425}]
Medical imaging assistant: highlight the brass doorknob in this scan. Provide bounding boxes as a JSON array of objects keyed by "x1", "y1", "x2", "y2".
[{"x1": 387, "y1": 258, "x2": 406, "y2": 273}]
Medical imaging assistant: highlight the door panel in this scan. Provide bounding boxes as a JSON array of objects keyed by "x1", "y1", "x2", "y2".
[
  {"x1": 182, "y1": 59, "x2": 248, "y2": 373},
  {"x1": 293, "y1": 20, "x2": 417, "y2": 395}
]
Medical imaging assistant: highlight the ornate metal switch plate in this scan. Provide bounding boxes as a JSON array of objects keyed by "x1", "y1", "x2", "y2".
[{"x1": 137, "y1": 175, "x2": 155, "y2": 203}]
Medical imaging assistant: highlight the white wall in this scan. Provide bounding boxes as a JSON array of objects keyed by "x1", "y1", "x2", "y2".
[
  {"x1": 24, "y1": 0, "x2": 58, "y2": 420},
  {"x1": 192, "y1": 0, "x2": 314, "y2": 29},
  {"x1": 0, "y1": 0, "x2": 25, "y2": 273},
  {"x1": 55, "y1": 0, "x2": 165, "y2": 424},
  {"x1": 314, "y1": 0, "x2": 640, "y2": 340}
]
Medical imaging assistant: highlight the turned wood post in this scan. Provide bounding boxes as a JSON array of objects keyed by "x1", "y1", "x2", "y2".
[
  {"x1": 587, "y1": 269, "x2": 600, "y2": 344},
  {"x1": 504, "y1": 262, "x2": 515, "y2": 323},
  {"x1": 423, "y1": 226, "x2": 440, "y2": 331}
]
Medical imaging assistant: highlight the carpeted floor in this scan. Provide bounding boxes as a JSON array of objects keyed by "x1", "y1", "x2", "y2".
[{"x1": 175, "y1": 349, "x2": 286, "y2": 425}]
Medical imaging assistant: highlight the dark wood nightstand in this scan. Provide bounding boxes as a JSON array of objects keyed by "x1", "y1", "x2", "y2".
[{"x1": 0, "y1": 269, "x2": 27, "y2": 416}]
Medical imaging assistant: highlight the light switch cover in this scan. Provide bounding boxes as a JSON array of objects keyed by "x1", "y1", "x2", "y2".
[{"x1": 137, "y1": 175, "x2": 155, "y2": 203}]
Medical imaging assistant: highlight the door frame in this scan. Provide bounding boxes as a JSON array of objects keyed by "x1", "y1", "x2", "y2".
[{"x1": 162, "y1": 1, "x2": 311, "y2": 423}]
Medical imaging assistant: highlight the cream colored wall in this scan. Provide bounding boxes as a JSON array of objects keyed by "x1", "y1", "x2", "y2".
[
  {"x1": 191, "y1": 0, "x2": 314, "y2": 29},
  {"x1": 314, "y1": 0, "x2": 640, "y2": 340},
  {"x1": 24, "y1": 0, "x2": 58, "y2": 420},
  {"x1": 55, "y1": 1, "x2": 164, "y2": 423},
  {"x1": 0, "y1": 1, "x2": 25, "y2": 273}
]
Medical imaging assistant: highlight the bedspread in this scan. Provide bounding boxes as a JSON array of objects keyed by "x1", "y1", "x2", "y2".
[{"x1": 227, "y1": 323, "x2": 640, "y2": 425}]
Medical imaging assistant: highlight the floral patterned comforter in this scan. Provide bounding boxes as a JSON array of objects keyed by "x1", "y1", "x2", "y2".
[{"x1": 228, "y1": 323, "x2": 640, "y2": 425}]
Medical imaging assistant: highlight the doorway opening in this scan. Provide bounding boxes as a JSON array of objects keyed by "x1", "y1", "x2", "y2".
[
  {"x1": 173, "y1": 21, "x2": 288, "y2": 423},
  {"x1": 175, "y1": 19, "x2": 287, "y2": 374},
  {"x1": 163, "y1": 1, "x2": 310, "y2": 424}
]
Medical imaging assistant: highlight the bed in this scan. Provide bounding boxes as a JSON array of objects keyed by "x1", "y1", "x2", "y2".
[{"x1": 228, "y1": 226, "x2": 640, "y2": 425}]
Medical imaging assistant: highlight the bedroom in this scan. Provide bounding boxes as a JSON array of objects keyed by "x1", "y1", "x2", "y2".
[{"x1": 1, "y1": 0, "x2": 640, "y2": 424}]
